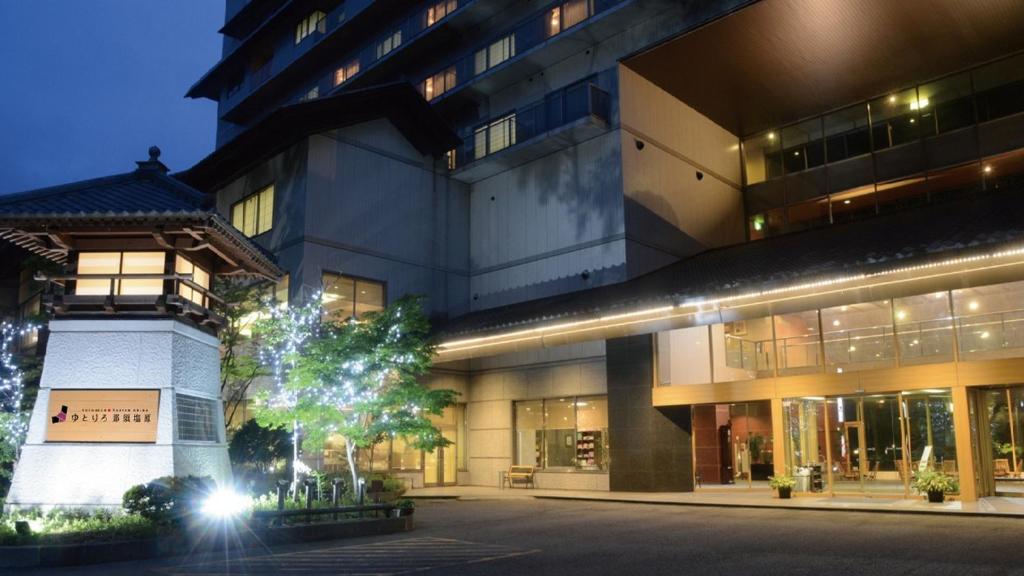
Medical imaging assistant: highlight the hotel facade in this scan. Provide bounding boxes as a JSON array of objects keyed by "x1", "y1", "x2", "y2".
[{"x1": 6, "y1": 0, "x2": 1024, "y2": 502}]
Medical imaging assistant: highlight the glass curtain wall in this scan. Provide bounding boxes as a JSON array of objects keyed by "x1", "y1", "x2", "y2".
[
  {"x1": 743, "y1": 53, "x2": 1024, "y2": 238},
  {"x1": 514, "y1": 396, "x2": 609, "y2": 471},
  {"x1": 783, "y1": 390, "x2": 956, "y2": 496}
]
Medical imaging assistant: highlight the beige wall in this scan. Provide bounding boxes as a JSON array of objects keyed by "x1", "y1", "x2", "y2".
[
  {"x1": 453, "y1": 343, "x2": 609, "y2": 490},
  {"x1": 618, "y1": 65, "x2": 745, "y2": 253}
]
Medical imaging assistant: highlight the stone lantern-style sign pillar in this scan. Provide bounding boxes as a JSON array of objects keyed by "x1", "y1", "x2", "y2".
[{"x1": 0, "y1": 147, "x2": 281, "y2": 509}]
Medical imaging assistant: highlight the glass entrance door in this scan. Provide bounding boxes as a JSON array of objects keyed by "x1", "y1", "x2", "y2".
[
  {"x1": 423, "y1": 428, "x2": 457, "y2": 486},
  {"x1": 975, "y1": 386, "x2": 1024, "y2": 496}
]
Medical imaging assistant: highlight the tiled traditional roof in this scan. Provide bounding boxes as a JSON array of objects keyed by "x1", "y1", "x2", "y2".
[
  {"x1": 438, "y1": 189, "x2": 1024, "y2": 338},
  {"x1": 0, "y1": 168, "x2": 206, "y2": 216},
  {"x1": 0, "y1": 152, "x2": 281, "y2": 279}
]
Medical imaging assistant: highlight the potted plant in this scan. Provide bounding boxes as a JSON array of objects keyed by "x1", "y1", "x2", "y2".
[
  {"x1": 394, "y1": 498, "x2": 415, "y2": 517},
  {"x1": 769, "y1": 475, "x2": 796, "y2": 499},
  {"x1": 913, "y1": 470, "x2": 958, "y2": 503}
]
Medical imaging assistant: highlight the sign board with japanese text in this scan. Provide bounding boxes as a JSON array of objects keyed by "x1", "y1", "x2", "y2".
[{"x1": 45, "y1": 390, "x2": 160, "y2": 443}]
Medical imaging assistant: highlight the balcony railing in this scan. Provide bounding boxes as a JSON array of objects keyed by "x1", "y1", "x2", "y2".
[
  {"x1": 725, "y1": 335, "x2": 773, "y2": 374},
  {"x1": 36, "y1": 273, "x2": 224, "y2": 325},
  {"x1": 457, "y1": 81, "x2": 610, "y2": 166},
  {"x1": 225, "y1": 1, "x2": 466, "y2": 111},
  {"x1": 417, "y1": 0, "x2": 627, "y2": 103},
  {"x1": 958, "y1": 310, "x2": 1024, "y2": 358}
]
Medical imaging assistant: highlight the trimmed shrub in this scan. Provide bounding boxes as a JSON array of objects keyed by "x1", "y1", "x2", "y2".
[{"x1": 122, "y1": 476, "x2": 213, "y2": 524}]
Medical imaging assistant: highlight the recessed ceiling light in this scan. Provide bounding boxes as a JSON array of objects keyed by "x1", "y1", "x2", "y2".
[
  {"x1": 843, "y1": 199, "x2": 851, "y2": 205},
  {"x1": 968, "y1": 301, "x2": 979, "y2": 311}
]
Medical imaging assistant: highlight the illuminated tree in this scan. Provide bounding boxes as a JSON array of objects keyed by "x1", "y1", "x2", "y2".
[
  {"x1": 0, "y1": 321, "x2": 35, "y2": 484},
  {"x1": 254, "y1": 294, "x2": 456, "y2": 491}
]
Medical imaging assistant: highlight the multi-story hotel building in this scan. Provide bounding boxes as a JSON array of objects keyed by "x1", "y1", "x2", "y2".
[{"x1": 5, "y1": 0, "x2": 1024, "y2": 502}]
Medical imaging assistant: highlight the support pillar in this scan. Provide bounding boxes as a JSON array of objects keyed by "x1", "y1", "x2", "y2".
[{"x1": 951, "y1": 385, "x2": 977, "y2": 502}]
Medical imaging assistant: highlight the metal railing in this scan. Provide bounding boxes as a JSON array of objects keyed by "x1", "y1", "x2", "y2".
[
  {"x1": 724, "y1": 335, "x2": 773, "y2": 373},
  {"x1": 823, "y1": 325, "x2": 896, "y2": 365},
  {"x1": 35, "y1": 272, "x2": 222, "y2": 309},
  {"x1": 957, "y1": 309, "x2": 1024, "y2": 356},
  {"x1": 459, "y1": 82, "x2": 610, "y2": 165},
  {"x1": 417, "y1": 0, "x2": 626, "y2": 103}
]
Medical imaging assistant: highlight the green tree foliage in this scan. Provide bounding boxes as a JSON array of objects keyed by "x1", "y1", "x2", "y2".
[
  {"x1": 254, "y1": 294, "x2": 457, "y2": 490},
  {"x1": 214, "y1": 277, "x2": 272, "y2": 428},
  {"x1": 229, "y1": 418, "x2": 292, "y2": 473}
]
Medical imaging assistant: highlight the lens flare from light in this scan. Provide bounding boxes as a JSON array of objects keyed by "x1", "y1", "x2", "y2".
[{"x1": 201, "y1": 488, "x2": 251, "y2": 519}]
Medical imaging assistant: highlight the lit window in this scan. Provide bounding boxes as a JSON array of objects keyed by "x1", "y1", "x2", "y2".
[
  {"x1": 76, "y1": 252, "x2": 165, "y2": 296},
  {"x1": 547, "y1": 0, "x2": 590, "y2": 37},
  {"x1": 422, "y1": 66, "x2": 456, "y2": 100},
  {"x1": 300, "y1": 85, "x2": 319, "y2": 101},
  {"x1": 177, "y1": 394, "x2": 219, "y2": 442},
  {"x1": 295, "y1": 10, "x2": 326, "y2": 44},
  {"x1": 474, "y1": 34, "x2": 515, "y2": 75},
  {"x1": 426, "y1": 0, "x2": 457, "y2": 26},
  {"x1": 375, "y1": 30, "x2": 402, "y2": 60},
  {"x1": 390, "y1": 436, "x2": 422, "y2": 470},
  {"x1": 445, "y1": 149, "x2": 457, "y2": 171},
  {"x1": 231, "y1": 184, "x2": 274, "y2": 237},
  {"x1": 321, "y1": 273, "x2": 384, "y2": 319},
  {"x1": 174, "y1": 255, "x2": 211, "y2": 307},
  {"x1": 334, "y1": 59, "x2": 360, "y2": 86},
  {"x1": 474, "y1": 113, "x2": 516, "y2": 159},
  {"x1": 514, "y1": 396, "x2": 608, "y2": 471}
]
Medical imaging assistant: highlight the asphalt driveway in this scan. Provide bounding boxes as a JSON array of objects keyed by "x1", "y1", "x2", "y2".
[{"x1": 11, "y1": 497, "x2": 1024, "y2": 575}]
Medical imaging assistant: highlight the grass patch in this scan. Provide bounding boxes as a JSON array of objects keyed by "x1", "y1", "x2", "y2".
[{"x1": 0, "y1": 508, "x2": 169, "y2": 546}]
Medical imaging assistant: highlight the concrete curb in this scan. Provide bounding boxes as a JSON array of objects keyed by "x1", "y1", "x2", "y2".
[
  {"x1": 0, "y1": 515, "x2": 414, "y2": 569},
  {"x1": 530, "y1": 494, "x2": 1024, "y2": 519}
]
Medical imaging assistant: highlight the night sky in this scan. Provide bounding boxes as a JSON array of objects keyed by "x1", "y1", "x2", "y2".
[{"x1": 0, "y1": 1, "x2": 223, "y2": 195}]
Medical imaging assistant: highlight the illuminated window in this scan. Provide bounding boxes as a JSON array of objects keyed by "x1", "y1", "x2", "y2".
[
  {"x1": 375, "y1": 30, "x2": 402, "y2": 60},
  {"x1": 322, "y1": 273, "x2": 385, "y2": 319},
  {"x1": 445, "y1": 149, "x2": 457, "y2": 171},
  {"x1": 334, "y1": 59, "x2": 360, "y2": 86},
  {"x1": 299, "y1": 85, "x2": 319, "y2": 101},
  {"x1": 514, "y1": 396, "x2": 608, "y2": 471},
  {"x1": 76, "y1": 252, "x2": 165, "y2": 296},
  {"x1": 422, "y1": 66, "x2": 456, "y2": 100},
  {"x1": 474, "y1": 34, "x2": 514, "y2": 75},
  {"x1": 547, "y1": 0, "x2": 590, "y2": 36},
  {"x1": 177, "y1": 394, "x2": 219, "y2": 442},
  {"x1": 390, "y1": 436, "x2": 422, "y2": 470},
  {"x1": 426, "y1": 0, "x2": 457, "y2": 26},
  {"x1": 231, "y1": 184, "x2": 274, "y2": 237},
  {"x1": 473, "y1": 113, "x2": 516, "y2": 159},
  {"x1": 295, "y1": 10, "x2": 326, "y2": 44},
  {"x1": 174, "y1": 255, "x2": 211, "y2": 307}
]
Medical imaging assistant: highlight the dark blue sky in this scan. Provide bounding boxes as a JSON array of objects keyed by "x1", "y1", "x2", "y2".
[{"x1": 0, "y1": 1, "x2": 223, "y2": 195}]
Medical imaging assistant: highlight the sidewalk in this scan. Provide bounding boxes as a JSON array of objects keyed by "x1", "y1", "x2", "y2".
[{"x1": 406, "y1": 485, "x2": 1024, "y2": 517}]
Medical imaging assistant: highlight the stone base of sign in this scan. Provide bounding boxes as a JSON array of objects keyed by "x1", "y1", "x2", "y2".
[{"x1": 5, "y1": 319, "x2": 231, "y2": 511}]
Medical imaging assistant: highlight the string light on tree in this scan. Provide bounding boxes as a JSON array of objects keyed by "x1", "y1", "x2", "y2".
[{"x1": 0, "y1": 321, "x2": 36, "y2": 475}]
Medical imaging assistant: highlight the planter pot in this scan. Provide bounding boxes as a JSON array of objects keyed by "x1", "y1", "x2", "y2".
[
  {"x1": 927, "y1": 490, "x2": 946, "y2": 503},
  {"x1": 394, "y1": 508, "x2": 414, "y2": 517},
  {"x1": 777, "y1": 487, "x2": 792, "y2": 499}
]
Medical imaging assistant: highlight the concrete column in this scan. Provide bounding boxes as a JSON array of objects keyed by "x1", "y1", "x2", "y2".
[
  {"x1": 770, "y1": 397, "x2": 786, "y2": 477},
  {"x1": 951, "y1": 385, "x2": 977, "y2": 502},
  {"x1": 607, "y1": 335, "x2": 693, "y2": 492}
]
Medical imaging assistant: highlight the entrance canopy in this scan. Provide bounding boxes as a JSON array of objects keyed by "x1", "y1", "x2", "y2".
[{"x1": 624, "y1": 0, "x2": 1024, "y2": 136}]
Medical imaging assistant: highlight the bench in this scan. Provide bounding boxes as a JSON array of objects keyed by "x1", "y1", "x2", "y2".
[{"x1": 505, "y1": 465, "x2": 535, "y2": 489}]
